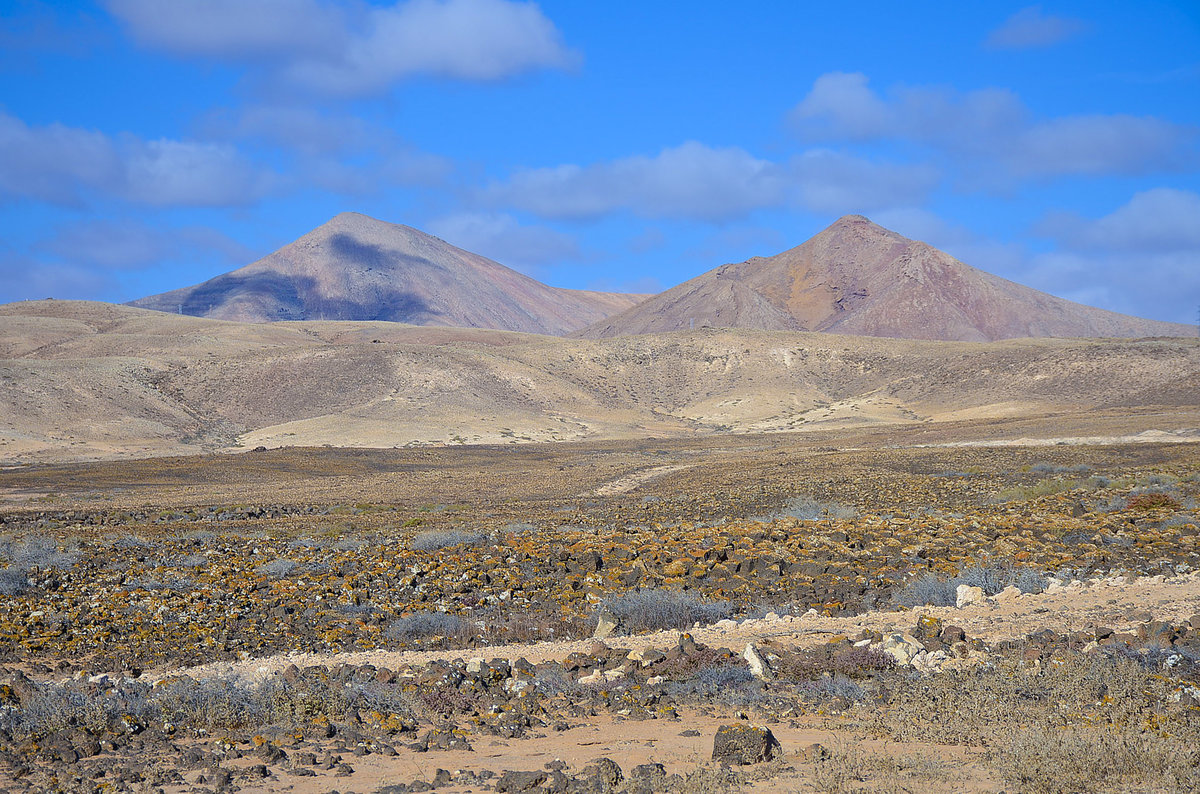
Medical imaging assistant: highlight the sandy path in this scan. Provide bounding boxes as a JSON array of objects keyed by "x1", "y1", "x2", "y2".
[
  {"x1": 589, "y1": 463, "x2": 693, "y2": 496},
  {"x1": 171, "y1": 571, "x2": 1200, "y2": 685}
]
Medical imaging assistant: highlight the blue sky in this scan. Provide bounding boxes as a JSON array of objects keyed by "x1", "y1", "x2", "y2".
[{"x1": 1, "y1": 0, "x2": 1198, "y2": 323}]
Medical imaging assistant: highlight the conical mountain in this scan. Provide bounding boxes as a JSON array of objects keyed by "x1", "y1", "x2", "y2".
[
  {"x1": 577, "y1": 215, "x2": 1191, "y2": 341},
  {"x1": 129, "y1": 212, "x2": 645, "y2": 335}
]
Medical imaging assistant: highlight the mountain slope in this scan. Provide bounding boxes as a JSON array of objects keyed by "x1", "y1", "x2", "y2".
[
  {"x1": 578, "y1": 215, "x2": 1191, "y2": 341},
  {"x1": 129, "y1": 213, "x2": 645, "y2": 335}
]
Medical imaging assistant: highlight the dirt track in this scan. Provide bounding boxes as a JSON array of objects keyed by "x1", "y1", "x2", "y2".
[{"x1": 174, "y1": 570, "x2": 1200, "y2": 685}]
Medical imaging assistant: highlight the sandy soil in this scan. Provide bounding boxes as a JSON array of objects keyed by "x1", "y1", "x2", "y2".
[{"x1": 202, "y1": 710, "x2": 1003, "y2": 794}]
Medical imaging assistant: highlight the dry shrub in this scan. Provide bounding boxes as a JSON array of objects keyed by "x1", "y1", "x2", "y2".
[
  {"x1": 598, "y1": 588, "x2": 732, "y2": 632},
  {"x1": 892, "y1": 560, "x2": 1047, "y2": 607},
  {"x1": 1000, "y1": 725, "x2": 1200, "y2": 794},
  {"x1": 775, "y1": 644, "x2": 895, "y2": 681},
  {"x1": 384, "y1": 611, "x2": 468, "y2": 643},
  {"x1": 877, "y1": 651, "x2": 1200, "y2": 791},
  {"x1": 477, "y1": 607, "x2": 587, "y2": 644},
  {"x1": 1126, "y1": 492, "x2": 1182, "y2": 511},
  {"x1": 810, "y1": 738, "x2": 942, "y2": 793},
  {"x1": 880, "y1": 653, "x2": 1168, "y2": 747}
]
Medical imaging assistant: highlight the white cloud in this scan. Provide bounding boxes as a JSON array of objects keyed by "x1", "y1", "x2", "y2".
[
  {"x1": 790, "y1": 73, "x2": 1196, "y2": 183},
  {"x1": 1017, "y1": 115, "x2": 1191, "y2": 177},
  {"x1": 481, "y1": 142, "x2": 789, "y2": 222},
  {"x1": 104, "y1": 0, "x2": 341, "y2": 57},
  {"x1": 1036, "y1": 188, "x2": 1200, "y2": 253},
  {"x1": 37, "y1": 220, "x2": 253, "y2": 269},
  {"x1": 480, "y1": 142, "x2": 934, "y2": 222},
  {"x1": 0, "y1": 255, "x2": 116, "y2": 303},
  {"x1": 1020, "y1": 247, "x2": 1199, "y2": 324},
  {"x1": 788, "y1": 72, "x2": 891, "y2": 140},
  {"x1": 985, "y1": 6, "x2": 1087, "y2": 50},
  {"x1": 106, "y1": 0, "x2": 577, "y2": 95},
  {"x1": 790, "y1": 150, "x2": 938, "y2": 214},
  {"x1": 201, "y1": 104, "x2": 453, "y2": 195},
  {"x1": 426, "y1": 212, "x2": 579, "y2": 272},
  {"x1": 0, "y1": 112, "x2": 270, "y2": 207},
  {"x1": 0, "y1": 113, "x2": 121, "y2": 205},
  {"x1": 202, "y1": 105, "x2": 380, "y2": 156}
]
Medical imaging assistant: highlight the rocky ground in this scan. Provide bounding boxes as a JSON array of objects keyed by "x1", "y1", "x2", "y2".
[{"x1": 0, "y1": 436, "x2": 1197, "y2": 792}]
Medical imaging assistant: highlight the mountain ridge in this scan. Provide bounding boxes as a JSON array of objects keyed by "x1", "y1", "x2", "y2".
[
  {"x1": 577, "y1": 215, "x2": 1191, "y2": 341},
  {"x1": 129, "y1": 212, "x2": 647, "y2": 335}
]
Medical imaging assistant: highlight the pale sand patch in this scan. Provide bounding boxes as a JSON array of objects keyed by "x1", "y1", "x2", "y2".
[
  {"x1": 590, "y1": 464, "x2": 694, "y2": 496},
  {"x1": 919, "y1": 427, "x2": 1200, "y2": 448}
]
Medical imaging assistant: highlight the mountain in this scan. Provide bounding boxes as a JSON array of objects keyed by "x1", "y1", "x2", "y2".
[
  {"x1": 577, "y1": 215, "x2": 1192, "y2": 341},
  {"x1": 129, "y1": 212, "x2": 646, "y2": 335},
  {"x1": 3, "y1": 300, "x2": 1198, "y2": 462}
]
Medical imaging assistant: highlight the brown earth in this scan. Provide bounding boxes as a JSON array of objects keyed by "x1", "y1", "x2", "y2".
[{"x1": 578, "y1": 214, "x2": 1193, "y2": 341}]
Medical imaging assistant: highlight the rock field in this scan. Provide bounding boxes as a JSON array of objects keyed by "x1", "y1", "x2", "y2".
[{"x1": 0, "y1": 436, "x2": 1197, "y2": 792}]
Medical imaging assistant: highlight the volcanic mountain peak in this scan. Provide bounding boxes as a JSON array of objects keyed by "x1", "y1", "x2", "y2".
[
  {"x1": 578, "y1": 214, "x2": 1191, "y2": 342},
  {"x1": 129, "y1": 212, "x2": 645, "y2": 335}
]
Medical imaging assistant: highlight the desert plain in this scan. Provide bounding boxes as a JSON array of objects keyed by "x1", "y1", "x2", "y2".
[{"x1": 1, "y1": 310, "x2": 1199, "y2": 793}]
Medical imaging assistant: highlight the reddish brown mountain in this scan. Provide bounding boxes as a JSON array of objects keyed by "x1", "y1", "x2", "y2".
[
  {"x1": 578, "y1": 215, "x2": 1191, "y2": 341},
  {"x1": 129, "y1": 212, "x2": 644, "y2": 335}
]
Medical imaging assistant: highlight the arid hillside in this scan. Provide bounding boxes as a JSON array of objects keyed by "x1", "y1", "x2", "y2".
[
  {"x1": 579, "y1": 215, "x2": 1193, "y2": 341},
  {"x1": 2, "y1": 299, "x2": 1197, "y2": 462},
  {"x1": 128, "y1": 212, "x2": 645, "y2": 334}
]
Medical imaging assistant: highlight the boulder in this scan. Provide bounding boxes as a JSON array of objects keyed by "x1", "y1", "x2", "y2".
[
  {"x1": 955, "y1": 584, "x2": 985, "y2": 608},
  {"x1": 742, "y1": 643, "x2": 772, "y2": 680},
  {"x1": 593, "y1": 608, "x2": 622, "y2": 640},
  {"x1": 881, "y1": 633, "x2": 925, "y2": 666},
  {"x1": 494, "y1": 770, "x2": 547, "y2": 792},
  {"x1": 579, "y1": 757, "x2": 623, "y2": 791},
  {"x1": 712, "y1": 724, "x2": 781, "y2": 765}
]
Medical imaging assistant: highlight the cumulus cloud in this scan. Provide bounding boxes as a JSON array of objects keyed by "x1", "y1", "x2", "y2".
[
  {"x1": 202, "y1": 105, "x2": 381, "y2": 156},
  {"x1": 985, "y1": 6, "x2": 1087, "y2": 50},
  {"x1": 790, "y1": 150, "x2": 938, "y2": 214},
  {"x1": 480, "y1": 142, "x2": 935, "y2": 222},
  {"x1": 201, "y1": 105, "x2": 452, "y2": 194},
  {"x1": 426, "y1": 212, "x2": 579, "y2": 272},
  {"x1": 1035, "y1": 188, "x2": 1200, "y2": 253},
  {"x1": 0, "y1": 255, "x2": 116, "y2": 303},
  {"x1": 788, "y1": 72, "x2": 891, "y2": 140},
  {"x1": 106, "y1": 0, "x2": 577, "y2": 95},
  {"x1": 480, "y1": 142, "x2": 789, "y2": 222},
  {"x1": 0, "y1": 111, "x2": 270, "y2": 207},
  {"x1": 790, "y1": 72, "x2": 1196, "y2": 182},
  {"x1": 36, "y1": 220, "x2": 253, "y2": 269},
  {"x1": 1020, "y1": 247, "x2": 1199, "y2": 324}
]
